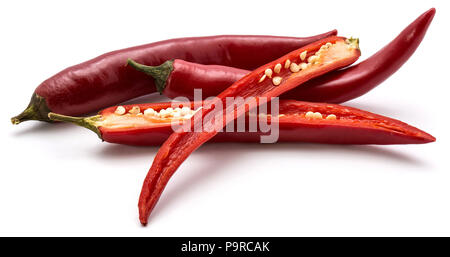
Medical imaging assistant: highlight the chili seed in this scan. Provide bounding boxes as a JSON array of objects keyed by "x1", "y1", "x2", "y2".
[
  {"x1": 159, "y1": 109, "x2": 169, "y2": 117},
  {"x1": 300, "y1": 51, "x2": 307, "y2": 61},
  {"x1": 115, "y1": 106, "x2": 126, "y2": 115},
  {"x1": 272, "y1": 76, "x2": 282, "y2": 86},
  {"x1": 181, "y1": 107, "x2": 191, "y2": 115},
  {"x1": 313, "y1": 112, "x2": 323, "y2": 119},
  {"x1": 290, "y1": 63, "x2": 300, "y2": 73},
  {"x1": 326, "y1": 114, "x2": 337, "y2": 120},
  {"x1": 129, "y1": 106, "x2": 140, "y2": 114},
  {"x1": 144, "y1": 108, "x2": 155, "y2": 117},
  {"x1": 305, "y1": 111, "x2": 314, "y2": 119},
  {"x1": 274, "y1": 63, "x2": 282, "y2": 74},
  {"x1": 284, "y1": 59, "x2": 291, "y2": 69},
  {"x1": 259, "y1": 74, "x2": 267, "y2": 83},
  {"x1": 308, "y1": 55, "x2": 318, "y2": 64},
  {"x1": 265, "y1": 69, "x2": 273, "y2": 78}
]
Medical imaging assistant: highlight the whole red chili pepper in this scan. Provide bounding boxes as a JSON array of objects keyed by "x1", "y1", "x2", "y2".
[
  {"x1": 138, "y1": 36, "x2": 362, "y2": 224},
  {"x1": 128, "y1": 8, "x2": 435, "y2": 104},
  {"x1": 10, "y1": 31, "x2": 336, "y2": 124},
  {"x1": 47, "y1": 101, "x2": 435, "y2": 146}
]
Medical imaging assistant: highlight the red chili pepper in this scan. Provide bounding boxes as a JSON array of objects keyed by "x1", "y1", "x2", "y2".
[
  {"x1": 47, "y1": 101, "x2": 435, "y2": 146},
  {"x1": 284, "y1": 8, "x2": 435, "y2": 103},
  {"x1": 128, "y1": 8, "x2": 435, "y2": 104},
  {"x1": 11, "y1": 31, "x2": 336, "y2": 124},
  {"x1": 137, "y1": 36, "x2": 362, "y2": 224}
]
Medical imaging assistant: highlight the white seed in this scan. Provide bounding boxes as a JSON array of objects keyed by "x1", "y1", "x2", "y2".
[
  {"x1": 313, "y1": 112, "x2": 323, "y2": 119},
  {"x1": 326, "y1": 42, "x2": 333, "y2": 47},
  {"x1": 265, "y1": 69, "x2": 273, "y2": 78},
  {"x1": 259, "y1": 74, "x2": 266, "y2": 83},
  {"x1": 290, "y1": 63, "x2": 300, "y2": 73},
  {"x1": 181, "y1": 106, "x2": 191, "y2": 115},
  {"x1": 129, "y1": 106, "x2": 140, "y2": 114},
  {"x1": 305, "y1": 111, "x2": 314, "y2": 119},
  {"x1": 300, "y1": 51, "x2": 307, "y2": 61},
  {"x1": 274, "y1": 63, "x2": 282, "y2": 74},
  {"x1": 308, "y1": 55, "x2": 318, "y2": 64},
  {"x1": 300, "y1": 63, "x2": 308, "y2": 70},
  {"x1": 159, "y1": 109, "x2": 168, "y2": 117},
  {"x1": 144, "y1": 108, "x2": 155, "y2": 117},
  {"x1": 272, "y1": 76, "x2": 282, "y2": 86},
  {"x1": 166, "y1": 107, "x2": 174, "y2": 113},
  {"x1": 284, "y1": 59, "x2": 291, "y2": 69},
  {"x1": 326, "y1": 114, "x2": 337, "y2": 120},
  {"x1": 114, "y1": 106, "x2": 126, "y2": 115}
]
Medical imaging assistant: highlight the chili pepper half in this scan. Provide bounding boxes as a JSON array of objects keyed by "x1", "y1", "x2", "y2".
[
  {"x1": 11, "y1": 31, "x2": 337, "y2": 124},
  {"x1": 47, "y1": 101, "x2": 435, "y2": 146},
  {"x1": 138, "y1": 36, "x2": 362, "y2": 224},
  {"x1": 128, "y1": 8, "x2": 435, "y2": 104}
]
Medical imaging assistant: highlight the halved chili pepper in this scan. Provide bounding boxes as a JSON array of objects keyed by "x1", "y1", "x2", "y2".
[
  {"x1": 128, "y1": 8, "x2": 435, "y2": 104},
  {"x1": 137, "y1": 36, "x2": 362, "y2": 225},
  {"x1": 47, "y1": 101, "x2": 435, "y2": 146},
  {"x1": 11, "y1": 31, "x2": 337, "y2": 124}
]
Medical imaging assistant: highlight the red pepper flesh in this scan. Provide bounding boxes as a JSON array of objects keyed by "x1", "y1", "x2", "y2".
[{"x1": 138, "y1": 36, "x2": 361, "y2": 225}]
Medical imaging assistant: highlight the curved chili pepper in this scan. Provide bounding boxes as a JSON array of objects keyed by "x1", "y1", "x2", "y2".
[
  {"x1": 137, "y1": 36, "x2": 362, "y2": 224},
  {"x1": 47, "y1": 101, "x2": 435, "y2": 146},
  {"x1": 11, "y1": 31, "x2": 337, "y2": 124},
  {"x1": 128, "y1": 8, "x2": 434, "y2": 104},
  {"x1": 283, "y1": 8, "x2": 435, "y2": 103}
]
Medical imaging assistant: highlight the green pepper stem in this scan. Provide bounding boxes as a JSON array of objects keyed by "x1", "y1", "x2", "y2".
[
  {"x1": 11, "y1": 93, "x2": 52, "y2": 124},
  {"x1": 47, "y1": 112, "x2": 103, "y2": 139},
  {"x1": 346, "y1": 37, "x2": 360, "y2": 50},
  {"x1": 127, "y1": 59, "x2": 174, "y2": 94}
]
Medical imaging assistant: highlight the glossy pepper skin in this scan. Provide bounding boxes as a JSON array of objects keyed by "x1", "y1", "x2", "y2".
[
  {"x1": 283, "y1": 8, "x2": 435, "y2": 103},
  {"x1": 11, "y1": 31, "x2": 337, "y2": 124},
  {"x1": 138, "y1": 36, "x2": 362, "y2": 225},
  {"x1": 47, "y1": 100, "x2": 435, "y2": 146},
  {"x1": 129, "y1": 8, "x2": 435, "y2": 104}
]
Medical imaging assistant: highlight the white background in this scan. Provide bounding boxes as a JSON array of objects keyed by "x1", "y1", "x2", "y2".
[{"x1": 1, "y1": 0, "x2": 449, "y2": 236}]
